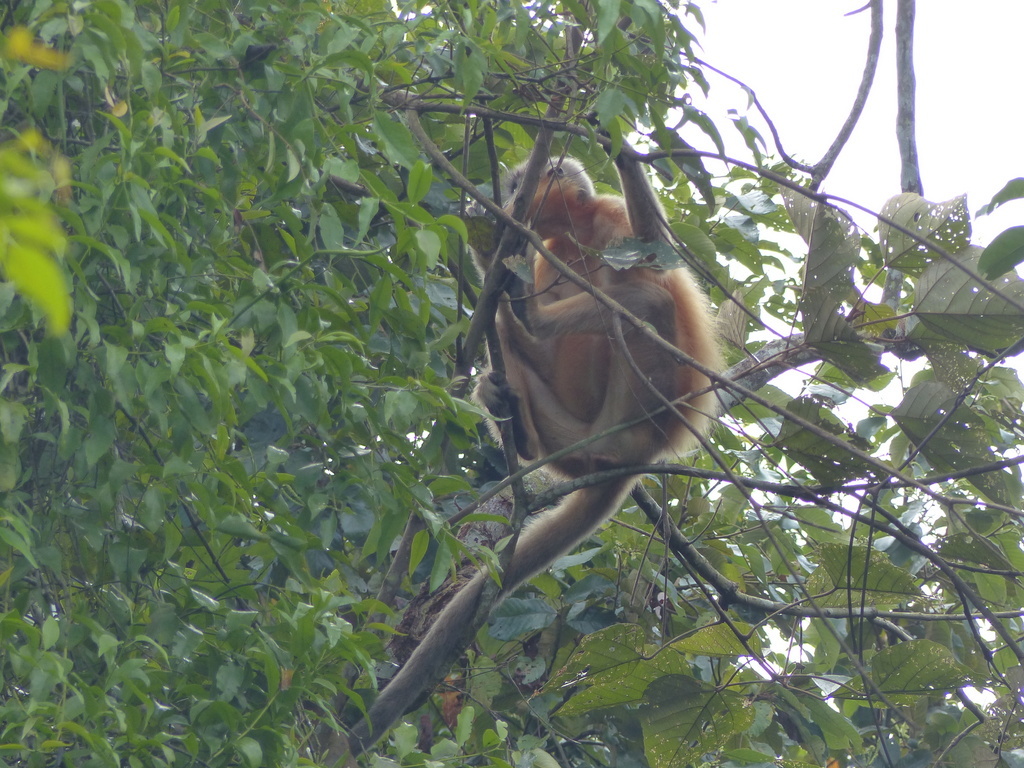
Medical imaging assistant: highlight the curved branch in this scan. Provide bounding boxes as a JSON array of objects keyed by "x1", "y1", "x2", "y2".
[{"x1": 810, "y1": 0, "x2": 883, "y2": 190}]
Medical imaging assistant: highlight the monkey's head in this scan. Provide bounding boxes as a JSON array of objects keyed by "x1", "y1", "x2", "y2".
[{"x1": 504, "y1": 157, "x2": 595, "y2": 239}]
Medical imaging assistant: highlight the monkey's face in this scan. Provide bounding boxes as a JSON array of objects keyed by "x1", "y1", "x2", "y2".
[{"x1": 504, "y1": 158, "x2": 595, "y2": 240}]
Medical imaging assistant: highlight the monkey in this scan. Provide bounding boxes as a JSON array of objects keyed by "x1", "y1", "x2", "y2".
[
  {"x1": 478, "y1": 155, "x2": 720, "y2": 473},
  {"x1": 344, "y1": 152, "x2": 721, "y2": 757}
]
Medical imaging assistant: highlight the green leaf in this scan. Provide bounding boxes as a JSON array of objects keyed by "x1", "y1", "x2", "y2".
[
  {"x1": 215, "y1": 514, "x2": 265, "y2": 540},
  {"x1": 671, "y1": 223, "x2": 717, "y2": 263},
  {"x1": 454, "y1": 43, "x2": 486, "y2": 104},
  {"x1": 879, "y1": 193, "x2": 971, "y2": 274},
  {"x1": 234, "y1": 736, "x2": 263, "y2": 768},
  {"x1": 544, "y1": 623, "x2": 718, "y2": 717},
  {"x1": 867, "y1": 639, "x2": 980, "y2": 699},
  {"x1": 406, "y1": 160, "x2": 432, "y2": 205},
  {"x1": 0, "y1": 512, "x2": 36, "y2": 567},
  {"x1": 977, "y1": 177, "x2": 1024, "y2": 216},
  {"x1": 773, "y1": 397, "x2": 875, "y2": 483},
  {"x1": 414, "y1": 229, "x2": 441, "y2": 268},
  {"x1": 2, "y1": 235, "x2": 70, "y2": 335},
  {"x1": 939, "y1": 532, "x2": 1014, "y2": 571},
  {"x1": 409, "y1": 528, "x2": 429, "y2": 575},
  {"x1": 0, "y1": 399, "x2": 27, "y2": 443},
  {"x1": 782, "y1": 190, "x2": 883, "y2": 379},
  {"x1": 805, "y1": 544, "x2": 920, "y2": 607},
  {"x1": 912, "y1": 246, "x2": 1024, "y2": 353},
  {"x1": 668, "y1": 622, "x2": 762, "y2": 657},
  {"x1": 372, "y1": 111, "x2": 419, "y2": 169},
  {"x1": 83, "y1": 415, "x2": 115, "y2": 468},
  {"x1": 41, "y1": 616, "x2": 59, "y2": 650},
  {"x1": 640, "y1": 676, "x2": 754, "y2": 768},
  {"x1": 978, "y1": 225, "x2": 1024, "y2": 279},
  {"x1": 594, "y1": 0, "x2": 622, "y2": 44},
  {"x1": 455, "y1": 704, "x2": 475, "y2": 747},
  {"x1": 891, "y1": 381, "x2": 1023, "y2": 505},
  {"x1": 544, "y1": 624, "x2": 648, "y2": 708},
  {"x1": 595, "y1": 87, "x2": 629, "y2": 127},
  {"x1": 488, "y1": 597, "x2": 556, "y2": 641},
  {"x1": 799, "y1": 697, "x2": 861, "y2": 751}
]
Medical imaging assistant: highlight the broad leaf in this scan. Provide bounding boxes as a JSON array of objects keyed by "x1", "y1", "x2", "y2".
[
  {"x1": 977, "y1": 177, "x2": 1024, "y2": 217},
  {"x1": 978, "y1": 225, "x2": 1024, "y2": 279},
  {"x1": 783, "y1": 190, "x2": 883, "y2": 379},
  {"x1": 488, "y1": 597, "x2": 556, "y2": 641},
  {"x1": 545, "y1": 624, "x2": 652, "y2": 714},
  {"x1": 773, "y1": 397, "x2": 875, "y2": 483},
  {"x1": 805, "y1": 545, "x2": 920, "y2": 607},
  {"x1": 912, "y1": 246, "x2": 1024, "y2": 353},
  {"x1": 640, "y1": 676, "x2": 754, "y2": 768},
  {"x1": 668, "y1": 621, "x2": 762, "y2": 657},
  {"x1": 862, "y1": 640, "x2": 980, "y2": 701},
  {"x1": 891, "y1": 380, "x2": 1023, "y2": 505}
]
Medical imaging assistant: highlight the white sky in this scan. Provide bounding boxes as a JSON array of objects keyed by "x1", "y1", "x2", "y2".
[{"x1": 695, "y1": 1, "x2": 1023, "y2": 245}]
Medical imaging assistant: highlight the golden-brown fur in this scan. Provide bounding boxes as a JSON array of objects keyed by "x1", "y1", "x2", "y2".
[{"x1": 346, "y1": 154, "x2": 720, "y2": 757}]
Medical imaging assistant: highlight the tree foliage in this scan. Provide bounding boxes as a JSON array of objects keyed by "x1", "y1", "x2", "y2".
[{"x1": 1, "y1": 1, "x2": 1023, "y2": 767}]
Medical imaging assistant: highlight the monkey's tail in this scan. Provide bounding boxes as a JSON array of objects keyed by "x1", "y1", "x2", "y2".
[
  {"x1": 346, "y1": 569, "x2": 488, "y2": 756},
  {"x1": 501, "y1": 476, "x2": 636, "y2": 590},
  {"x1": 345, "y1": 476, "x2": 636, "y2": 758}
]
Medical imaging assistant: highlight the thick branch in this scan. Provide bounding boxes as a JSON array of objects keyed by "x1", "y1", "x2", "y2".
[{"x1": 896, "y1": 0, "x2": 923, "y2": 195}]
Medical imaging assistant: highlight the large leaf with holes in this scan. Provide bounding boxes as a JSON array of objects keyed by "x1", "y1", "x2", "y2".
[
  {"x1": 667, "y1": 621, "x2": 763, "y2": 657},
  {"x1": 773, "y1": 397, "x2": 875, "y2": 483},
  {"x1": 544, "y1": 624, "x2": 654, "y2": 714},
  {"x1": 879, "y1": 193, "x2": 971, "y2": 274},
  {"x1": 938, "y1": 532, "x2": 1014, "y2": 571},
  {"x1": 783, "y1": 191, "x2": 884, "y2": 380},
  {"x1": 785, "y1": 191, "x2": 859, "y2": 344},
  {"x1": 546, "y1": 622, "x2": 761, "y2": 717},
  {"x1": 890, "y1": 381, "x2": 1022, "y2": 505}
]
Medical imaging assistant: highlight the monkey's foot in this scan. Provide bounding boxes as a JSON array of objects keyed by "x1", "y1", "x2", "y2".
[
  {"x1": 476, "y1": 371, "x2": 518, "y2": 419},
  {"x1": 475, "y1": 371, "x2": 535, "y2": 461}
]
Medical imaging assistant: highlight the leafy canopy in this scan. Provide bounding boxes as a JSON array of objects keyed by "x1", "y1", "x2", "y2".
[{"x1": 1, "y1": 1, "x2": 1023, "y2": 767}]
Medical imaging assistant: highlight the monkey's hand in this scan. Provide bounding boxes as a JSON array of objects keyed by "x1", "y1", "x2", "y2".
[
  {"x1": 501, "y1": 268, "x2": 534, "y2": 328},
  {"x1": 475, "y1": 371, "x2": 536, "y2": 461}
]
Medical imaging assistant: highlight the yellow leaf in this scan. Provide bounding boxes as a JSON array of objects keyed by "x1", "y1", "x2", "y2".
[
  {"x1": 4, "y1": 26, "x2": 69, "y2": 70},
  {"x1": 1, "y1": 239, "x2": 71, "y2": 335},
  {"x1": 104, "y1": 85, "x2": 128, "y2": 117}
]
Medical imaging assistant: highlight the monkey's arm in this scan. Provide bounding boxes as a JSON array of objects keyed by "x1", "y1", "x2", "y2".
[
  {"x1": 614, "y1": 153, "x2": 673, "y2": 244},
  {"x1": 527, "y1": 279, "x2": 677, "y2": 341}
]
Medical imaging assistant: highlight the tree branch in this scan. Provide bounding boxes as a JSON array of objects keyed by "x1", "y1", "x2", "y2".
[
  {"x1": 810, "y1": 0, "x2": 883, "y2": 190},
  {"x1": 896, "y1": 0, "x2": 923, "y2": 195}
]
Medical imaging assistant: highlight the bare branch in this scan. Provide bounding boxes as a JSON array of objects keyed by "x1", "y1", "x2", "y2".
[
  {"x1": 810, "y1": 0, "x2": 883, "y2": 189},
  {"x1": 896, "y1": 0, "x2": 924, "y2": 194}
]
